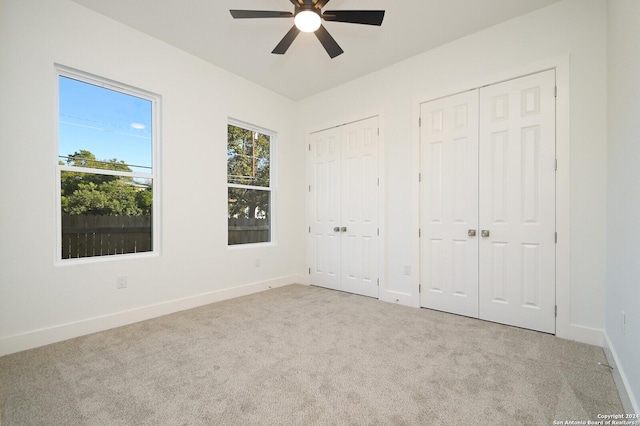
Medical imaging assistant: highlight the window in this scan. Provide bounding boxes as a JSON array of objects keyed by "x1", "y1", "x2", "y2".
[
  {"x1": 57, "y1": 68, "x2": 159, "y2": 260},
  {"x1": 227, "y1": 121, "x2": 273, "y2": 245}
]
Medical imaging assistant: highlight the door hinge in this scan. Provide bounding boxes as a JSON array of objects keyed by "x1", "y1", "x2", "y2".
[
  {"x1": 418, "y1": 173, "x2": 422, "y2": 182},
  {"x1": 377, "y1": 128, "x2": 380, "y2": 136},
  {"x1": 377, "y1": 177, "x2": 380, "y2": 186},
  {"x1": 308, "y1": 226, "x2": 311, "y2": 233},
  {"x1": 555, "y1": 159, "x2": 558, "y2": 171},
  {"x1": 419, "y1": 284, "x2": 422, "y2": 293},
  {"x1": 308, "y1": 267, "x2": 311, "y2": 275},
  {"x1": 377, "y1": 278, "x2": 380, "y2": 286},
  {"x1": 419, "y1": 116, "x2": 422, "y2": 127},
  {"x1": 555, "y1": 305, "x2": 558, "y2": 317},
  {"x1": 555, "y1": 232, "x2": 558, "y2": 244},
  {"x1": 554, "y1": 86, "x2": 557, "y2": 98},
  {"x1": 308, "y1": 143, "x2": 311, "y2": 151},
  {"x1": 377, "y1": 228, "x2": 379, "y2": 236},
  {"x1": 419, "y1": 229, "x2": 422, "y2": 238},
  {"x1": 308, "y1": 185, "x2": 311, "y2": 192}
]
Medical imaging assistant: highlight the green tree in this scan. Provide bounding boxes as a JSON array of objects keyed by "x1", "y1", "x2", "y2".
[
  {"x1": 227, "y1": 125, "x2": 270, "y2": 219},
  {"x1": 65, "y1": 149, "x2": 131, "y2": 171},
  {"x1": 60, "y1": 150, "x2": 151, "y2": 216},
  {"x1": 61, "y1": 150, "x2": 133, "y2": 195},
  {"x1": 135, "y1": 187, "x2": 153, "y2": 215}
]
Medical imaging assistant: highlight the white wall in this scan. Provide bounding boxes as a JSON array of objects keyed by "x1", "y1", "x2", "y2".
[
  {"x1": 606, "y1": 0, "x2": 640, "y2": 414},
  {"x1": 0, "y1": 0, "x2": 305, "y2": 355},
  {"x1": 297, "y1": 0, "x2": 608, "y2": 344},
  {"x1": 0, "y1": 0, "x2": 635, "y2": 407},
  {"x1": 0, "y1": 0, "x2": 615, "y2": 358}
]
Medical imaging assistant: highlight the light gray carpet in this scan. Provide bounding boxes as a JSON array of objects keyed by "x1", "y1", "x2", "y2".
[{"x1": 0, "y1": 284, "x2": 623, "y2": 425}]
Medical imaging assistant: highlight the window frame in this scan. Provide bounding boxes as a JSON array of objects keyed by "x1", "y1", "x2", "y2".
[
  {"x1": 55, "y1": 65, "x2": 161, "y2": 263},
  {"x1": 227, "y1": 118, "x2": 276, "y2": 248}
]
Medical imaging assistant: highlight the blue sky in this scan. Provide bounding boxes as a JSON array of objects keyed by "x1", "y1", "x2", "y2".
[{"x1": 58, "y1": 76, "x2": 152, "y2": 174}]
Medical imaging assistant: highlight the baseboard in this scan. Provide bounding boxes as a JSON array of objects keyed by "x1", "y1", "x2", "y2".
[
  {"x1": 603, "y1": 332, "x2": 639, "y2": 415},
  {"x1": 379, "y1": 289, "x2": 419, "y2": 308},
  {"x1": 0, "y1": 275, "x2": 305, "y2": 356},
  {"x1": 556, "y1": 323, "x2": 604, "y2": 347}
]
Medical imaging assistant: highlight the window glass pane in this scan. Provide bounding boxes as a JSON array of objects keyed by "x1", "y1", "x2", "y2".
[
  {"x1": 59, "y1": 76, "x2": 152, "y2": 174},
  {"x1": 227, "y1": 124, "x2": 270, "y2": 187},
  {"x1": 61, "y1": 171, "x2": 152, "y2": 258},
  {"x1": 228, "y1": 188, "x2": 270, "y2": 245}
]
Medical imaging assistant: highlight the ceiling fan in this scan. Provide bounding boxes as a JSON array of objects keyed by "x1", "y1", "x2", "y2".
[{"x1": 230, "y1": 0, "x2": 385, "y2": 59}]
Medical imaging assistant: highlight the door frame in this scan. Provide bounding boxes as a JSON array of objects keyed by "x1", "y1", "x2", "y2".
[
  {"x1": 304, "y1": 113, "x2": 386, "y2": 299},
  {"x1": 412, "y1": 55, "x2": 572, "y2": 340}
]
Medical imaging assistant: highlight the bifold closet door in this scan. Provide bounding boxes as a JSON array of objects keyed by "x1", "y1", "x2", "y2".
[
  {"x1": 309, "y1": 126, "x2": 342, "y2": 291},
  {"x1": 340, "y1": 118, "x2": 380, "y2": 297},
  {"x1": 420, "y1": 91, "x2": 480, "y2": 317},
  {"x1": 420, "y1": 70, "x2": 556, "y2": 333},
  {"x1": 309, "y1": 117, "x2": 380, "y2": 298},
  {"x1": 478, "y1": 70, "x2": 556, "y2": 334}
]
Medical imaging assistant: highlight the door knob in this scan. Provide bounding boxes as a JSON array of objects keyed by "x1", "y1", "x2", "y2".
[
  {"x1": 333, "y1": 227, "x2": 340, "y2": 232},
  {"x1": 468, "y1": 229, "x2": 476, "y2": 237},
  {"x1": 340, "y1": 227, "x2": 347, "y2": 232},
  {"x1": 481, "y1": 230, "x2": 490, "y2": 237}
]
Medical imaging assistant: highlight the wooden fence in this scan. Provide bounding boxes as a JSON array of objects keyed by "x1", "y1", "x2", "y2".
[
  {"x1": 61, "y1": 215, "x2": 151, "y2": 259},
  {"x1": 61, "y1": 216, "x2": 270, "y2": 257},
  {"x1": 228, "y1": 217, "x2": 270, "y2": 245}
]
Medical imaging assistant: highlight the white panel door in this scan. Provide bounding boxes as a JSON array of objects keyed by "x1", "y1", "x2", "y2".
[
  {"x1": 478, "y1": 70, "x2": 556, "y2": 333},
  {"x1": 341, "y1": 117, "x2": 380, "y2": 298},
  {"x1": 309, "y1": 127, "x2": 342, "y2": 291},
  {"x1": 420, "y1": 90, "x2": 480, "y2": 317},
  {"x1": 309, "y1": 117, "x2": 380, "y2": 298}
]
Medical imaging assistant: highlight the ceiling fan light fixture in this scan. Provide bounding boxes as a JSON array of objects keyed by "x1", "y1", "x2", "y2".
[
  {"x1": 294, "y1": 10, "x2": 321, "y2": 33},
  {"x1": 230, "y1": 5, "x2": 385, "y2": 58}
]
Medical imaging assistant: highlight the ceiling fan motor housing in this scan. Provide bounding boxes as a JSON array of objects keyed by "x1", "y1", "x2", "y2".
[{"x1": 294, "y1": 7, "x2": 321, "y2": 33}]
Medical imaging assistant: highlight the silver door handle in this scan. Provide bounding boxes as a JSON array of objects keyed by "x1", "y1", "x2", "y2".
[
  {"x1": 333, "y1": 227, "x2": 340, "y2": 232},
  {"x1": 340, "y1": 227, "x2": 347, "y2": 233},
  {"x1": 481, "y1": 230, "x2": 490, "y2": 237},
  {"x1": 468, "y1": 229, "x2": 476, "y2": 237}
]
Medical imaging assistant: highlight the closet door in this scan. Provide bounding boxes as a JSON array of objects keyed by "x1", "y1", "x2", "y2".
[
  {"x1": 478, "y1": 70, "x2": 556, "y2": 333},
  {"x1": 420, "y1": 91, "x2": 480, "y2": 317},
  {"x1": 341, "y1": 117, "x2": 380, "y2": 298},
  {"x1": 309, "y1": 126, "x2": 342, "y2": 291},
  {"x1": 419, "y1": 70, "x2": 556, "y2": 333},
  {"x1": 309, "y1": 117, "x2": 380, "y2": 298}
]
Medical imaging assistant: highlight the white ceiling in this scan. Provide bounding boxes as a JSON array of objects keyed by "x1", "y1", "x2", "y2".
[{"x1": 70, "y1": 0, "x2": 561, "y2": 100}]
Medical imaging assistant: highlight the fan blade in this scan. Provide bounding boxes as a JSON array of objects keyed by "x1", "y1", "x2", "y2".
[
  {"x1": 230, "y1": 10, "x2": 293, "y2": 19},
  {"x1": 315, "y1": 24, "x2": 343, "y2": 58},
  {"x1": 314, "y1": 0, "x2": 330, "y2": 8},
  {"x1": 272, "y1": 26, "x2": 301, "y2": 55},
  {"x1": 322, "y1": 10, "x2": 385, "y2": 26}
]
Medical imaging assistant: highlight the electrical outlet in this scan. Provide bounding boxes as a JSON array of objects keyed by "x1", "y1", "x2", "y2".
[
  {"x1": 622, "y1": 311, "x2": 626, "y2": 335},
  {"x1": 116, "y1": 276, "x2": 128, "y2": 289},
  {"x1": 255, "y1": 258, "x2": 261, "y2": 268},
  {"x1": 403, "y1": 265, "x2": 411, "y2": 276}
]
